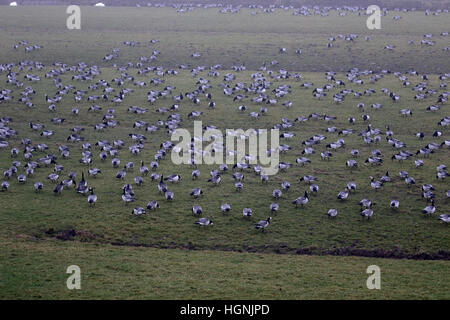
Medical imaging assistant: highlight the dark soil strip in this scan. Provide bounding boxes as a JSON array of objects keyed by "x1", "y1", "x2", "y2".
[{"x1": 43, "y1": 228, "x2": 450, "y2": 261}]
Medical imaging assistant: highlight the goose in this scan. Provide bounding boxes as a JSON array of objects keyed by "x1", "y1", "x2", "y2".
[
  {"x1": 300, "y1": 175, "x2": 317, "y2": 184},
  {"x1": 380, "y1": 172, "x2": 391, "y2": 183},
  {"x1": 405, "y1": 177, "x2": 416, "y2": 186},
  {"x1": 438, "y1": 214, "x2": 450, "y2": 224},
  {"x1": 347, "y1": 181, "x2": 356, "y2": 192},
  {"x1": 361, "y1": 208, "x2": 374, "y2": 220},
  {"x1": 422, "y1": 200, "x2": 435, "y2": 216},
  {"x1": 281, "y1": 181, "x2": 290, "y2": 190},
  {"x1": 17, "y1": 174, "x2": 26, "y2": 183},
  {"x1": 134, "y1": 176, "x2": 144, "y2": 186},
  {"x1": 208, "y1": 174, "x2": 221, "y2": 185},
  {"x1": 243, "y1": 208, "x2": 253, "y2": 217},
  {"x1": 1, "y1": 181, "x2": 10, "y2": 191},
  {"x1": 273, "y1": 189, "x2": 282, "y2": 199},
  {"x1": 88, "y1": 188, "x2": 97, "y2": 205},
  {"x1": 221, "y1": 203, "x2": 231, "y2": 213},
  {"x1": 164, "y1": 174, "x2": 181, "y2": 183},
  {"x1": 437, "y1": 171, "x2": 449, "y2": 179},
  {"x1": 337, "y1": 188, "x2": 349, "y2": 200},
  {"x1": 255, "y1": 217, "x2": 272, "y2": 232},
  {"x1": 116, "y1": 168, "x2": 126, "y2": 180},
  {"x1": 346, "y1": 159, "x2": 358, "y2": 168},
  {"x1": 192, "y1": 170, "x2": 200, "y2": 180},
  {"x1": 399, "y1": 171, "x2": 409, "y2": 179},
  {"x1": 132, "y1": 207, "x2": 146, "y2": 216},
  {"x1": 309, "y1": 184, "x2": 319, "y2": 194},
  {"x1": 195, "y1": 217, "x2": 213, "y2": 226},
  {"x1": 165, "y1": 190, "x2": 174, "y2": 201},
  {"x1": 158, "y1": 175, "x2": 168, "y2": 193},
  {"x1": 235, "y1": 181, "x2": 244, "y2": 192},
  {"x1": 270, "y1": 203, "x2": 279, "y2": 214},
  {"x1": 292, "y1": 191, "x2": 309, "y2": 207},
  {"x1": 261, "y1": 174, "x2": 268, "y2": 183},
  {"x1": 359, "y1": 199, "x2": 374, "y2": 208},
  {"x1": 88, "y1": 168, "x2": 101, "y2": 177},
  {"x1": 390, "y1": 199, "x2": 399, "y2": 209},
  {"x1": 146, "y1": 200, "x2": 159, "y2": 210},
  {"x1": 370, "y1": 176, "x2": 383, "y2": 191},
  {"x1": 33, "y1": 181, "x2": 43, "y2": 192},
  {"x1": 53, "y1": 182, "x2": 64, "y2": 195},
  {"x1": 190, "y1": 188, "x2": 203, "y2": 198},
  {"x1": 121, "y1": 189, "x2": 134, "y2": 205},
  {"x1": 327, "y1": 209, "x2": 338, "y2": 218},
  {"x1": 192, "y1": 205, "x2": 203, "y2": 215}
]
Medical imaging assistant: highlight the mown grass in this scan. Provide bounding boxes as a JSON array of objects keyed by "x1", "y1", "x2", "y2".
[
  {"x1": 0, "y1": 6, "x2": 449, "y2": 72},
  {"x1": 1, "y1": 236, "x2": 449, "y2": 299}
]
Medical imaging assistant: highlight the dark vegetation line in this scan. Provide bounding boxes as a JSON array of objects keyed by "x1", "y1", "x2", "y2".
[{"x1": 45, "y1": 227, "x2": 450, "y2": 260}]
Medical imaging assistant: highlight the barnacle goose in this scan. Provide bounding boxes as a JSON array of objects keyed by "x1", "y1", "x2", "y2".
[
  {"x1": 88, "y1": 188, "x2": 97, "y2": 205},
  {"x1": 422, "y1": 200, "x2": 435, "y2": 216},
  {"x1": 165, "y1": 190, "x2": 174, "y2": 200},
  {"x1": 192, "y1": 205, "x2": 203, "y2": 215},
  {"x1": 327, "y1": 209, "x2": 338, "y2": 218},
  {"x1": 361, "y1": 208, "x2": 374, "y2": 219},
  {"x1": 190, "y1": 188, "x2": 203, "y2": 198},
  {"x1": 255, "y1": 217, "x2": 272, "y2": 232},
  {"x1": 390, "y1": 199, "x2": 399, "y2": 209},
  {"x1": 243, "y1": 208, "x2": 253, "y2": 217},
  {"x1": 292, "y1": 191, "x2": 309, "y2": 207},
  {"x1": 147, "y1": 200, "x2": 159, "y2": 210},
  {"x1": 221, "y1": 203, "x2": 231, "y2": 213},
  {"x1": 34, "y1": 181, "x2": 43, "y2": 192},
  {"x1": 195, "y1": 218, "x2": 213, "y2": 226},
  {"x1": 132, "y1": 207, "x2": 146, "y2": 216}
]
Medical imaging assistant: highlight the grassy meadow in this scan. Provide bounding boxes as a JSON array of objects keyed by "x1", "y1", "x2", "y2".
[{"x1": 0, "y1": 5, "x2": 449, "y2": 299}]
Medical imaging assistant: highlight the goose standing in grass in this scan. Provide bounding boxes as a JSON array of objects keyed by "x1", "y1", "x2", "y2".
[
  {"x1": 164, "y1": 174, "x2": 181, "y2": 183},
  {"x1": 132, "y1": 207, "x2": 146, "y2": 216},
  {"x1": 422, "y1": 200, "x2": 435, "y2": 216},
  {"x1": 34, "y1": 181, "x2": 43, "y2": 192},
  {"x1": 1, "y1": 181, "x2": 10, "y2": 191},
  {"x1": 337, "y1": 188, "x2": 349, "y2": 200},
  {"x1": 272, "y1": 189, "x2": 282, "y2": 199},
  {"x1": 190, "y1": 188, "x2": 203, "y2": 198},
  {"x1": 121, "y1": 189, "x2": 134, "y2": 205},
  {"x1": 147, "y1": 200, "x2": 159, "y2": 211},
  {"x1": 292, "y1": 191, "x2": 309, "y2": 207},
  {"x1": 195, "y1": 217, "x2": 213, "y2": 226},
  {"x1": 438, "y1": 214, "x2": 450, "y2": 224},
  {"x1": 390, "y1": 199, "x2": 400, "y2": 209},
  {"x1": 221, "y1": 203, "x2": 231, "y2": 213},
  {"x1": 165, "y1": 190, "x2": 174, "y2": 201},
  {"x1": 270, "y1": 203, "x2": 279, "y2": 214},
  {"x1": 140, "y1": 161, "x2": 149, "y2": 176},
  {"x1": 158, "y1": 175, "x2": 167, "y2": 193},
  {"x1": 309, "y1": 184, "x2": 319, "y2": 195},
  {"x1": 88, "y1": 188, "x2": 97, "y2": 205},
  {"x1": 361, "y1": 208, "x2": 374, "y2": 220},
  {"x1": 243, "y1": 208, "x2": 253, "y2": 218},
  {"x1": 192, "y1": 169, "x2": 200, "y2": 180},
  {"x1": 255, "y1": 217, "x2": 272, "y2": 232},
  {"x1": 347, "y1": 181, "x2": 357, "y2": 192},
  {"x1": 281, "y1": 181, "x2": 290, "y2": 190},
  {"x1": 327, "y1": 209, "x2": 338, "y2": 218},
  {"x1": 370, "y1": 176, "x2": 383, "y2": 191},
  {"x1": 53, "y1": 182, "x2": 63, "y2": 195}
]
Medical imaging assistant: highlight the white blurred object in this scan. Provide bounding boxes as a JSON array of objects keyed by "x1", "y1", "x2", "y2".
[
  {"x1": 94, "y1": 2, "x2": 105, "y2": 7},
  {"x1": 10, "y1": 2, "x2": 18, "y2": 6}
]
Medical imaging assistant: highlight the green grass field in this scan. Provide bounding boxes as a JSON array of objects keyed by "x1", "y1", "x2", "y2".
[{"x1": 0, "y1": 5, "x2": 449, "y2": 299}]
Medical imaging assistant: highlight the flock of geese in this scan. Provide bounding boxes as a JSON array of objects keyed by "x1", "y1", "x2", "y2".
[{"x1": 0, "y1": 6, "x2": 449, "y2": 235}]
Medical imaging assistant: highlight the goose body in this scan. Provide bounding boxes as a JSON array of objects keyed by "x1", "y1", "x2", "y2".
[
  {"x1": 255, "y1": 217, "x2": 272, "y2": 232},
  {"x1": 195, "y1": 217, "x2": 213, "y2": 226}
]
